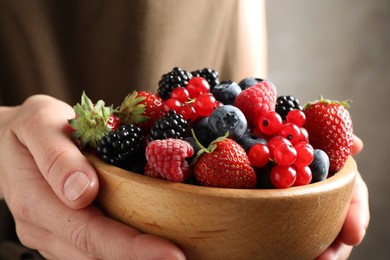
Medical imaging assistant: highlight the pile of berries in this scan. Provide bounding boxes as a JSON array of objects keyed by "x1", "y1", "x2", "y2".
[{"x1": 68, "y1": 67, "x2": 353, "y2": 189}]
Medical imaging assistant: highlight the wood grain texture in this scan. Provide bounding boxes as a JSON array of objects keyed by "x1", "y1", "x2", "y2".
[{"x1": 87, "y1": 153, "x2": 357, "y2": 260}]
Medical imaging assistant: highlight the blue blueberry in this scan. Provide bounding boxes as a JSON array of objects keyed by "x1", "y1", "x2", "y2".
[
  {"x1": 183, "y1": 136, "x2": 201, "y2": 163},
  {"x1": 310, "y1": 149, "x2": 330, "y2": 183},
  {"x1": 208, "y1": 105, "x2": 247, "y2": 140},
  {"x1": 190, "y1": 116, "x2": 217, "y2": 147},
  {"x1": 237, "y1": 132, "x2": 267, "y2": 153},
  {"x1": 211, "y1": 80, "x2": 242, "y2": 105},
  {"x1": 238, "y1": 77, "x2": 265, "y2": 90}
]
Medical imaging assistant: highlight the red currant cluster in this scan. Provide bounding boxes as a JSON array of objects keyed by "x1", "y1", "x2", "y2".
[
  {"x1": 248, "y1": 109, "x2": 314, "y2": 188},
  {"x1": 164, "y1": 77, "x2": 221, "y2": 121}
]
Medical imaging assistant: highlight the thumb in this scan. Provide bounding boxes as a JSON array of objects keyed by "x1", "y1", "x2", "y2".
[
  {"x1": 14, "y1": 95, "x2": 99, "y2": 209},
  {"x1": 351, "y1": 134, "x2": 364, "y2": 155}
]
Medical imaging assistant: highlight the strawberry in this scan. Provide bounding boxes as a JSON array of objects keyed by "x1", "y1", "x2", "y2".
[
  {"x1": 68, "y1": 92, "x2": 119, "y2": 149},
  {"x1": 145, "y1": 138, "x2": 194, "y2": 182},
  {"x1": 192, "y1": 134, "x2": 257, "y2": 188},
  {"x1": 118, "y1": 90, "x2": 165, "y2": 133},
  {"x1": 233, "y1": 81, "x2": 277, "y2": 128},
  {"x1": 303, "y1": 97, "x2": 353, "y2": 174}
]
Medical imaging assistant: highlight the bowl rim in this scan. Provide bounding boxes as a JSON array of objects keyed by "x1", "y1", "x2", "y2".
[{"x1": 86, "y1": 153, "x2": 357, "y2": 199}]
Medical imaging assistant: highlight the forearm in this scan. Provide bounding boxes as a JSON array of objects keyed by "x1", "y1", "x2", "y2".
[{"x1": 235, "y1": 0, "x2": 268, "y2": 79}]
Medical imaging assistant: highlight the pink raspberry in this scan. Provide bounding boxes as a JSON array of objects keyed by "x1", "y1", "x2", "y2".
[
  {"x1": 145, "y1": 138, "x2": 194, "y2": 182},
  {"x1": 234, "y1": 81, "x2": 277, "y2": 128},
  {"x1": 144, "y1": 162, "x2": 162, "y2": 179}
]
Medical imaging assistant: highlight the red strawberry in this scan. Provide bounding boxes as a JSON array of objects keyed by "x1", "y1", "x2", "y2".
[
  {"x1": 303, "y1": 97, "x2": 353, "y2": 174},
  {"x1": 118, "y1": 90, "x2": 165, "y2": 133},
  {"x1": 145, "y1": 138, "x2": 194, "y2": 182},
  {"x1": 192, "y1": 135, "x2": 257, "y2": 188},
  {"x1": 68, "y1": 92, "x2": 119, "y2": 149},
  {"x1": 234, "y1": 81, "x2": 277, "y2": 128}
]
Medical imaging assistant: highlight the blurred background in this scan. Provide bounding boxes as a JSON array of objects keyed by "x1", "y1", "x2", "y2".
[{"x1": 266, "y1": 0, "x2": 390, "y2": 259}]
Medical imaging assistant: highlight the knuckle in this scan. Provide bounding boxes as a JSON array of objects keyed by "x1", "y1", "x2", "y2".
[
  {"x1": 40, "y1": 145, "x2": 69, "y2": 180},
  {"x1": 14, "y1": 223, "x2": 36, "y2": 249},
  {"x1": 6, "y1": 192, "x2": 32, "y2": 223},
  {"x1": 69, "y1": 222, "x2": 94, "y2": 254}
]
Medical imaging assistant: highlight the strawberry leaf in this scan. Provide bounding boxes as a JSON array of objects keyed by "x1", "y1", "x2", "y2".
[{"x1": 118, "y1": 91, "x2": 149, "y2": 124}]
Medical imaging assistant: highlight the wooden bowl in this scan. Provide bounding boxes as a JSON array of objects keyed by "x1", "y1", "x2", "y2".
[{"x1": 87, "y1": 154, "x2": 357, "y2": 260}]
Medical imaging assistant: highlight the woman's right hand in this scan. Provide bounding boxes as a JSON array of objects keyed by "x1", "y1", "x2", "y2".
[{"x1": 0, "y1": 95, "x2": 185, "y2": 259}]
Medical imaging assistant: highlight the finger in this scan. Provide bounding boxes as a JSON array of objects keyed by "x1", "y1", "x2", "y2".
[
  {"x1": 12, "y1": 95, "x2": 99, "y2": 209},
  {"x1": 20, "y1": 179, "x2": 185, "y2": 260},
  {"x1": 15, "y1": 221, "x2": 97, "y2": 260},
  {"x1": 351, "y1": 134, "x2": 364, "y2": 155},
  {"x1": 316, "y1": 239, "x2": 353, "y2": 260},
  {"x1": 338, "y1": 172, "x2": 370, "y2": 245}
]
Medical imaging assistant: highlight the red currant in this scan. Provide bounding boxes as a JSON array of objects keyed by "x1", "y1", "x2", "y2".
[
  {"x1": 286, "y1": 109, "x2": 306, "y2": 127},
  {"x1": 179, "y1": 102, "x2": 198, "y2": 121},
  {"x1": 267, "y1": 136, "x2": 291, "y2": 159},
  {"x1": 278, "y1": 123, "x2": 301, "y2": 144},
  {"x1": 299, "y1": 127, "x2": 309, "y2": 142},
  {"x1": 293, "y1": 166, "x2": 312, "y2": 186},
  {"x1": 171, "y1": 87, "x2": 190, "y2": 103},
  {"x1": 273, "y1": 141, "x2": 297, "y2": 166},
  {"x1": 248, "y1": 143, "x2": 270, "y2": 168},
  {"x1": 193, "y1": 93, "x2": 216, "y2": 116},
  {"x1": 258, "y1": 111, "x2": 283, "y2": 135},
  {"x1": 270, "y1": 165, "x2": 297, "y2": 188},
  {"x1": 186, "y1": 77, "x2": 210, "y2": 98},
  {"x1": 294, "y1": 142, "x2": 314, "y2": 167},
  {"x1": 164, "y1": 98, "x2": 182, "y2": 112}
]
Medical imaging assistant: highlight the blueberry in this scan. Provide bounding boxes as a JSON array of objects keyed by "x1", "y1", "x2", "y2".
[
  {"x1": 310, "y1": 149, "x2": 330, "y2": 183},
  {"x1": 237, "y1": 132, "x2": 267, "y2": 153},
  {"x1": 183, "y1": 136, "x2": 200, "y2": 163},
  {"x1": 211, "y1": 80, "x2": 242, "y2": 105},
  {"x1": 190, "y1": 116, "x2": 217, "y2": 147},
  {"x1": 208, "y1": 105, "x2": 247, "y2": 140},
  {"x1": 238, "y1": 77, "x2": 264, "y2": 90}
]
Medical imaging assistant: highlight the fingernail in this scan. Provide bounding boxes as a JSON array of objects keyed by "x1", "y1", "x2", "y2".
[{"x1": 64, "y1": 171, "x2": 91, "y2": 201}]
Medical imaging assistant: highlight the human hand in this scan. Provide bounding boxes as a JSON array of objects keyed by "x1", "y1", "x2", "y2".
[
  {"x1": 316, "y1": 135, "x2": 370, "y2": 260},
  {"x1": 0, "y1": 95, "x2": 185, "y2": 260}
]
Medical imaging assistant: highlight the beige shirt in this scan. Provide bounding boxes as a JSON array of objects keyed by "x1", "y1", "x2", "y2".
[{"x1": 0, "y1": 0, "x2": 267, "y2": 106}]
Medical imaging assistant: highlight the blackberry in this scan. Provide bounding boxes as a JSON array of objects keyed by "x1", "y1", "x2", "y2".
[
  {"x1": 158, "y1": 67, "x2": 193, "y2": 99},
  {"x1": 275, "y1": 95, "x2": 302, "y2": 120},
  {"x1": 150, "y1": 110, "x2": 187, "y2": 141},
  {"x1": 97, "y1": 124, "x2": 144, "y2": 168},
  {"x1": 191, "y1": 68, "x2": 220, "y2": 90}
]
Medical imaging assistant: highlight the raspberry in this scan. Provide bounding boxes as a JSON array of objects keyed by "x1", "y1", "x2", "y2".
[
  {"x1": 97, "y1": 124, "x2": 144, "y2": 168},
  {"x1": 234, "y1": 81, "x2": 277, "y2": 128},
  {"x1": 144, "y1": 162, "x2": 162, "y2": 179},
  {"x1": 158, "y1": 67, "x2": 193, "y2": 99},
  {"x1": 145, "y1": 139, "x2": 194, "y2": 182},
  {"x1": 150, "y1": 110, "x2": 188, "y2": 141}
]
